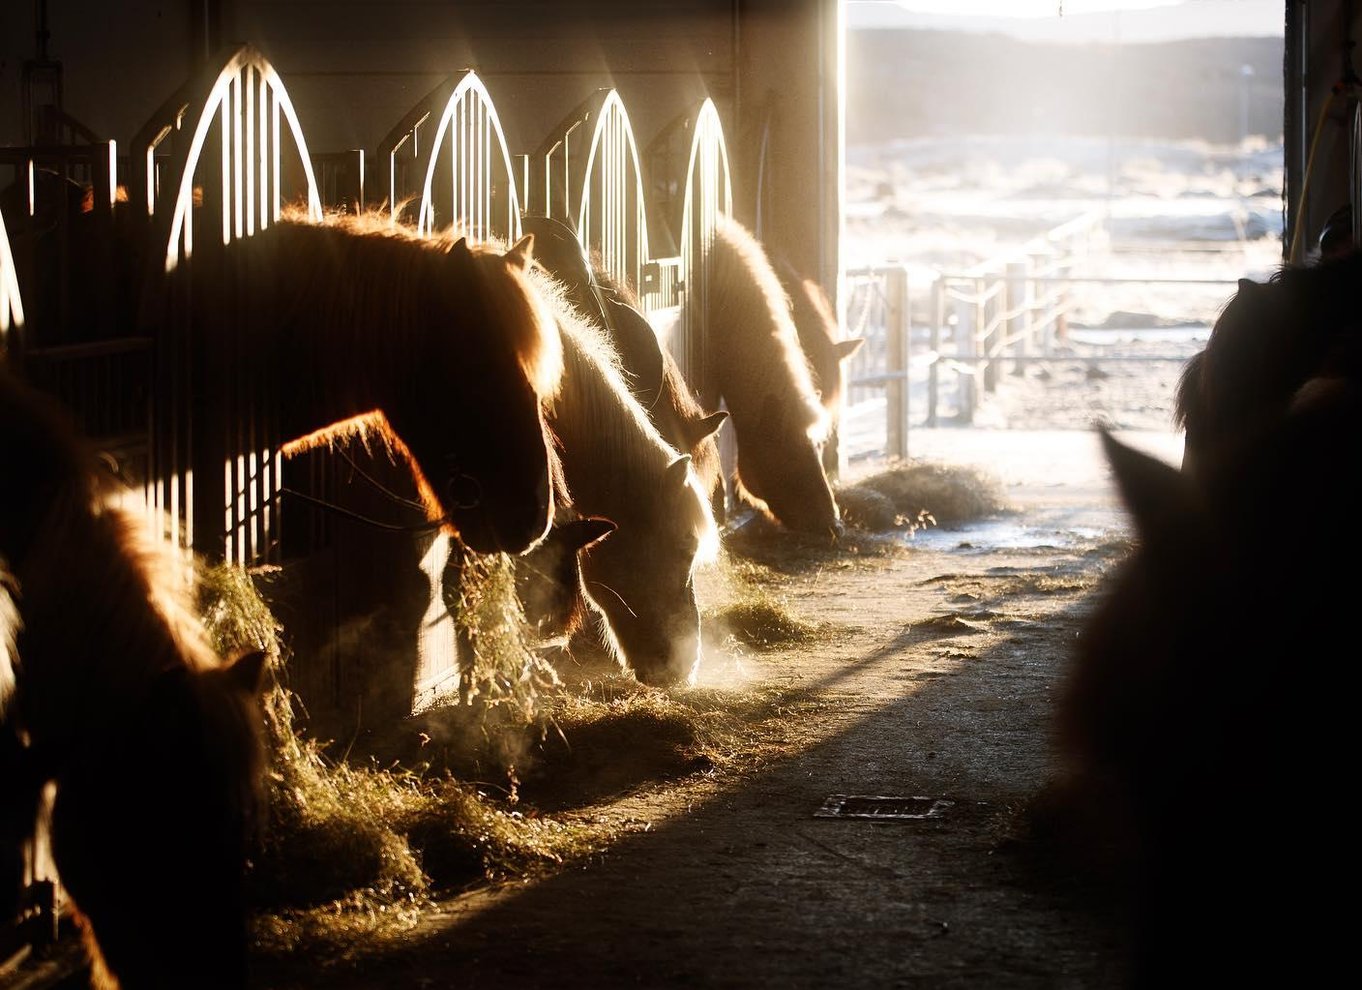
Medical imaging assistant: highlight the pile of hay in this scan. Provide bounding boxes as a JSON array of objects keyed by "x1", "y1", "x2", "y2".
[
  {"x1": 835, "y1": 459, "x2": 1010, "y2": 530},
  {"x1": 194, "y1": 562, "x2": 604, "y2": 951}
]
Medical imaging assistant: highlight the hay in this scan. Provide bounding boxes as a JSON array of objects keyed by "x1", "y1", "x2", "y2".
[
  {"x1": 836, "y1": 459, "x2": 1010, "y2": 529},
  {"x1": 707, "y1": 596, "x2": 822, "y2": 648},
  {"x1": 193, "y1": 560, "x2": 604, "y2": 934}
]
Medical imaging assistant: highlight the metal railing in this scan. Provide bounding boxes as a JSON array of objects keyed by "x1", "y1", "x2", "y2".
[{"x1": 843, "y1": 211, "x2": 1243, "y2": 460}]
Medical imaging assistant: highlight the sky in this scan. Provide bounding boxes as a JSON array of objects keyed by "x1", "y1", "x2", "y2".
[{"x1": 846, "y1": 0, "x2": 1285, "y2": 43}]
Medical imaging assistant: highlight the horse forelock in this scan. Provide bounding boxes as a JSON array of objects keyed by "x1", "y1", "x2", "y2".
[{"x1": 711, "y1": 216, "x2": 831, "y2": 443}]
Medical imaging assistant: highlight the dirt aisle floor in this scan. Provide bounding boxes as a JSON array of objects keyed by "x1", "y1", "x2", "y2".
[{"x1": 248, "y1": 430, "x2": 1177, "y2": 990}]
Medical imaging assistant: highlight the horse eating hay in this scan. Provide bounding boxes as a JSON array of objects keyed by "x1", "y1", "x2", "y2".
[
  {"x1": 0, "y1": 365, "x2": 266, "y2": 989},
  {"x1": 702, "y1": 215, "x2": 840, "y2": 537},
  {"x1": 166, "y1": 209, "x2": 564, "y2": 555},
  {"x1": 527, "y1": 268, "x2": 720, "y2": 686}
]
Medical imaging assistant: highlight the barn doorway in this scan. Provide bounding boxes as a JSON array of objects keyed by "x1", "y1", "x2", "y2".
[{"x1": 838, "y1": 0, "x2": 1285, "y2": 497}]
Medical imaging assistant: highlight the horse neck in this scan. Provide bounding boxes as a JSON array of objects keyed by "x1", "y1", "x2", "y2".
[
  {"x1": 553, "y1": 326, "x2": 674, "y2": 520},
  {"x1": 216, "y1": 224, "x2": 424, "y2": 442},
  {"x1": 16, "y1": 497, "x2": 205, "y2": 751}
]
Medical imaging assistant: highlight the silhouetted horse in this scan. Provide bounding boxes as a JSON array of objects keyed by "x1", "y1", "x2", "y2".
[
  {"x1": 775, "y1": 258, "x2": 863, "y2": 422},
  {"x1": 165, "y1": 210, "x2": 563, "y2": 554},
  {"x1": 1173, "y1": 248, "x2": 1361, "y2": 481},
  {"x1": 0, "y1": 366, "x2": 267, "y2": 989},
  {"x1": 1053, "y1": 381, "x2": 1359, "y2": 986},
  {"x1": 528, "y1": 270, "x2": 720, "y2": 685},
  {"x1": 703, "y1": 215, "x2": 840, "y2": 536}
]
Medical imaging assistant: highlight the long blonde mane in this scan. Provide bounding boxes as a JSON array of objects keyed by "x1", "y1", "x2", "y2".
[
  {"x1": 708, "y1": 215, "x2": 830, "y2": 444},
  {"x1": 528, "y1": 266, "x2": 717, "y2": 560}
]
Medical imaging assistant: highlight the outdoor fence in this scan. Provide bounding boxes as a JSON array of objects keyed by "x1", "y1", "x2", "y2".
[{"x1": 842, "y1": 209, "x2": 1242, "y2": 461}]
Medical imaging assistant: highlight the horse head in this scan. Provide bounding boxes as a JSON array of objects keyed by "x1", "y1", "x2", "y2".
[
  {"x1": 383, "y1": 233, "x2": 563, "y2": 554},
  {"x1": 579, "y1": 453, "x2": 718, "y2": 686}
]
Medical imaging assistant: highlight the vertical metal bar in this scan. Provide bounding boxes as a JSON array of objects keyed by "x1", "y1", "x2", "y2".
[
  {"x1": 220, "y1": 98, "x2": 231, "y2": 245},
  {"x1": 271, "y1": 88, "x2": 280, "y2": 220},
  {"x1": 245, "y1": 65, "x2": 255, "y2": 236},
  {"x1": 884, "y1": 266, "x2": 908, "y2": 460},
  {"x1": 259, "y1": 74, "x2": 269, "y2": 229},
  {"x1": 232, "y1": 70, "x2": 244, "y2": 240}
]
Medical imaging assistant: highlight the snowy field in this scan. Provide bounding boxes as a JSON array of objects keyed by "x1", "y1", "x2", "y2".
[{"x1": 839, "y1": 133, "x2": 1285, "y2": 474}]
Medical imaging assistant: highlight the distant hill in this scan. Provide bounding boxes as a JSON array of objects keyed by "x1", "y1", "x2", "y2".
[{"x1": 847, "y1": 30, "x2": 1283, "y2": 144}]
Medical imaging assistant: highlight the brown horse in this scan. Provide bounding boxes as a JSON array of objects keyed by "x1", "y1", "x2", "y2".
[
  {"x1": 163, "y1": 210, "x2": 563, "y2": 555},
  {"x1": 0, "y1": 365, "x2": 266, "y2": 989},
  {"x1": 702, "y1": 215, "x2": 840, "y2": 537},
  {"x1": 1052, "y1": 382, "x2": 1360, "y2": 986},
  {"x1": 529, "y1": 269, "x2": 719, "y2": 686},
  {"x1": 1173, "y1": 248, "x2": 1362, "y2": 481}
]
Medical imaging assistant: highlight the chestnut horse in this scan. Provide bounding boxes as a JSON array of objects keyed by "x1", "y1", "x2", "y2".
[
  {"x1": 702, "y1": 215, "x2": 840, "y2": 537},
  {"x1": 163, "y1": 211, "x2": 563, "y2": 554},
  {"x1": 1054, "y1": 382, "x2": 1359, "y2": 985},
  {"x1": 1, "y1": 365, "x2": 266, "y2": 989},
  {"x1": 1173, "y1": 248, "x2": 1361, "y2": 481},
  {"x1": 528, "y1": 269, "x2": 719, "y2": 685}
]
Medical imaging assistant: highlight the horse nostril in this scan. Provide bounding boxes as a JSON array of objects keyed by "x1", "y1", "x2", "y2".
[{"x1": 446, "y1": 473, "x2": 483, "y2": 510}]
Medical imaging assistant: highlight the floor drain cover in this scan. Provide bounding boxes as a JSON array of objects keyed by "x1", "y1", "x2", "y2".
[{"x1": 814, "y1": 794, "x2": 953, "y2": 820}]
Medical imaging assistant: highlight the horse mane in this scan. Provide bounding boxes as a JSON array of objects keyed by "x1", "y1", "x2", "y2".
[
  {"x1": 273, "y1": 207, "x2": 564, "y2": 401},
  {"x1": 709, "y1": 215, "x2": 830, "y2": 443},
  {"x1": 1172, "y1": 348, "x2": 1204, "y2": 430},
  {"x1": 529, "y1": 267, "x2": 717, "y2": 562}
]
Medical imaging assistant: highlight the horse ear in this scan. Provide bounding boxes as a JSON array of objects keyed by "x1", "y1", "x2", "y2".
[
  {"x1": 835, "y1": 338, "x2": 865, "y2": 361},
  {"x1": 451, "y1": 236, "x2": 470, "y2": 256},
  {"x1": 1100, "y1": 429, "x2": 1197, "y2": 545},
  {"x1": 563, "y1": 516, "x2": 617, "y2": 551},
  {"x1": 223, "y1": 649, "x2": 269, "y2": 696},
  {"x1": 684, "y1": 410, "x2": 728, "y2": 448},
  {"x1": 506, "y1": 234, "x2": 536, "y2": 271},
  {"x1": 666, "y1": 454, "x2": 693, "y2": 489}
]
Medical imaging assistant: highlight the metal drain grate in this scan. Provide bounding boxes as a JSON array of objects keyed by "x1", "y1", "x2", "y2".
[{"x1": 814, "y1": 794, "x2": 953, "y2": 821}]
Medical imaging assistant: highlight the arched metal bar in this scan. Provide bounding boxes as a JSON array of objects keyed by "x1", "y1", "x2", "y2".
[
  {"x1": 676, "y1": 98, "x2": 734, "y2": 392},
  {"x1": 132, "y1": 44, "x2": 322, "y2": 274},
  {"x1": 535, "y1": 90, "x2": 651, "y2": 302},
  {"x1": 130, "y1": 45, "x2": 320, "y2": 566},
  {"x1": 408, "y1": 72, "x2": 523, "y2": 243},
  {"x1": 0, "y1": 205, "x2": 25, "y2": 350}
]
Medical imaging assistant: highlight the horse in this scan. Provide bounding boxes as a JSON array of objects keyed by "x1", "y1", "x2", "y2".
[
  {"x1": 163, "y1": 210, "x2": 564, "y2": 555},
  {"x1": 514, "y1": 515, "x2": 616, "y2": 639},
  {"x1": 1050, "y1": 381, "x2": 1360, "y2": 986},
  {"x1": 528, "y1": 268, "x2": 720, "y2": 686},
  {"x1": 701, "y1": 215, "x2": 840, "y2": 537},
  {"x1": 775, "y1": 257, "x2": 864, "y2": 422},
  {"x1": 1173, "y1": 248, "x2": 1362, "y2": 481},
  {"x1": 519, "y1": 215, "x2": 727, "y2": 507},
  {"x1": 0, "y1": 365, "x2": 267, "y2": 989}
]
